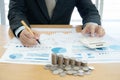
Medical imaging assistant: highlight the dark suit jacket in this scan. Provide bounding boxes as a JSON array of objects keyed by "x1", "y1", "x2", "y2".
[{"x1": 8, "y1": 0, "x2": 101, "y2": 35}]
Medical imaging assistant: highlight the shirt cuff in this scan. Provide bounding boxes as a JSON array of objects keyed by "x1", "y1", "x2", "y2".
[
  {"x1": 82, "y1": 22, "x2": 98, "y2": 29},
  {"x1": 15, "y1": 26, "x2": 25, "y2": 38},
  {"x1": 85, "y1": 22, "x2": 98, "y2": 26}
]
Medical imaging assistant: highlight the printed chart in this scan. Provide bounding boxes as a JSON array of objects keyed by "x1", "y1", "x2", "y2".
[{"x1": 1, "y1": 30, "x2": 120, "y2": 64}]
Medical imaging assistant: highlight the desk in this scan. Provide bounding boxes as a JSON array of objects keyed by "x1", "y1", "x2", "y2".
[{"x1": 0, "y1": 25, "x2": 120, "y2": 80}]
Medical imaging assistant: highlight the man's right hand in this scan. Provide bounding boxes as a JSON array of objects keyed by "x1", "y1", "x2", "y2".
[{"x1": 19, "y1": 29, "x2": 39, "y2": 47}]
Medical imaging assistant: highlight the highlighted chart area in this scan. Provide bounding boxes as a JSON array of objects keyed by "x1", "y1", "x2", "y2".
[{"x1": 51, "y1": 47, "x2": 67, "y2": 54}]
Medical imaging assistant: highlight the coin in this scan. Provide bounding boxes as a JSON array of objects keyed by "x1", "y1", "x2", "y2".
[
  {"x1": 75, "y1": 59, "x2": 81, "y2": 67},
  {"x1": 64, "y1": 56, "x2": 70, "y2": 66},
  {"x1": 82, "y1": 67, "x2": 89, "y2": 72},
  {"x1": 66, "y1": 70, "x2": 73, "y2": 75},
  {"x1": 57, "y1": 69, "x2": 64, "y2": 73},
  {"x1": 52, "y1": 53, "x2": 57, "y2": 65},
  {"x1": 81, "y1": 60, "x2": 88, "y2": 67},
  {"x1": 53, "y1": 70, "x2": 60, "y2": 74},
  {"x1": 60, "y1": 72, "x2": 66, "y2": 77},
  {"x1": 88, "y1": 66, "x2": 95, "y2": 70},
  {"x1": 64, "y1": 65, "x2": 72, "y2": 71},
  {"x1": 73, "y1": 66, "x2": 80, "y2": 71},
  {"x1": 44, "y1": 54, "x2": 94, "y2": 77},
  {"x1": 70, "y1": 58, "x2": 76, "y2": 66},
  {"x1": 58, "y1": 55, "x2": 64, "y2": 67}
]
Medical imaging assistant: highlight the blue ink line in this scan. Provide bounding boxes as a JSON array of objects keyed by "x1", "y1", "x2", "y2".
[
  {"x1": 27, "y1": 53, "x2": 49, "y2": 57},
  {"x1": 25, "y1": 58, "x2": 48, "y2": 60}
]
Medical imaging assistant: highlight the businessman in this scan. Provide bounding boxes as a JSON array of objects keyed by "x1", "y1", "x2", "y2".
[{"x1": 8, "y1": 0, "x2": 105, "y2": 46}]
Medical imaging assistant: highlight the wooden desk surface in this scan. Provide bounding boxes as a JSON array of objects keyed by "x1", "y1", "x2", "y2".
[{"x1": 0, "y1": 25, "x2": 120, "y2": 80}]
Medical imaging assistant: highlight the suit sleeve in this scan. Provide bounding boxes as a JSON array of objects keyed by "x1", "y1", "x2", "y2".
[
  {"x1": 8, "y1": 0, "x2": 30, "y2": 36},
  {"x1": 76, "y1": 0, "x2": 101, "y2": 27}
]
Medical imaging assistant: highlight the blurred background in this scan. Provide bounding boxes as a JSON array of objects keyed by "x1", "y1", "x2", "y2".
[{"x1": 0, "y1": 0, "x2": 120, "y2": 38}]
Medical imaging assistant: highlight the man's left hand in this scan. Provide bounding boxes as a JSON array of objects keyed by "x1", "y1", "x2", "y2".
[{"x1": 81, "y1": 23, "x2": 105, "y2": 37}]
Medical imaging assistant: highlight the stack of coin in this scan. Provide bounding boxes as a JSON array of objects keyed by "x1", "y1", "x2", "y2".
[
  {"x1": 63, "y1": 56, "x2": 70, "y2": 66},
  {"x1": 52, "y1": 53, "x2": 57, "y2": 65},
  {"x1": 75, "y1": 59, "x2": 81, "y2": 67},
  {"x1": 70, "y1": 58, "x2": 76, "y2": 66},
  {"x1": 45, "y1": 53, "x2": 95, "y2": 77},
  {"x1": 57, "y1": 55, "x2": 64, "y2": 67}
]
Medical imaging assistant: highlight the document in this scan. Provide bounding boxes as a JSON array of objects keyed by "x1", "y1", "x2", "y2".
[{"x1": 0, "y1": 28, "x2": 120, "y2": 64}]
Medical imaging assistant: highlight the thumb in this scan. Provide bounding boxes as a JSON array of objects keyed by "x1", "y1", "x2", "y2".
[{"x1": 90, "y1": 26, "x2": 96, "y2": 37}]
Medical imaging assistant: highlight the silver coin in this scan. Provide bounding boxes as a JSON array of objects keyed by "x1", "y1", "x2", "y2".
[
  {"x1": 71, "y1": 70, "x2": 78, "y2": 74},
  {"x1": 50, "y1": 66, "x2": 58, "y2": 71},
  {"x1": 78, "y1": 69, "x2": 84, "y2": 73},
  {"x1": 57, "y1": 69, "x2": 64, "y2": 73},
  {"x1": 66, "y1": 70, "x2": 73, "y2": 75},
  {"x1": 53, "y1": 70, "x2": 60, "y2": 74},
  {"x1": 75, "y1": 59, "x2": 82, "y2": 67},
  {"x1": 88, "y1": 66, "x2": 95, "y2": 70},
  {"x1": 81, "y1": 60, "x2": 88, "y2": 67},
  {"x1": 64, "y1": 66, "x2": 72, "y2": 71},
  {"x1": 52, "y1": 53, "x2": 58, "y2": 65},
  {"x1": 45, "y1": 64, "x2": 52, "y2": 67},
  {"x1": 82, "y1": 67, "x2": 89, "y2": 72},
  {"x1": 78, "y1": 72, "x2": 84, "y2": 76},
  {"x1": 47, "y1": 54, "x2": 95, "y2": 77},
  {"x1": 64, "y1": 56, "x2": 70, "y2": 66},
  {"x1": 59, "y1": 72, "x2": 66, "y2": 77},
  {"x1": 58, "y1": 55, "x2": 64, "y2": 67},
  {"x1": 70, "y1": 58, "x2": 76, "y2": 66},
  {"x1": 73, "y1": 66, "x2": 80, "y2": 71}
]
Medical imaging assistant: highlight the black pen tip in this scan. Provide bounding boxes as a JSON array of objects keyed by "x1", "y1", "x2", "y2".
[{"x1": 36, "y1": 39, "x2": 40, "y2": 44}]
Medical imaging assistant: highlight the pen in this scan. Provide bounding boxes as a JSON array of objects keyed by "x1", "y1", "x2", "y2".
[{"x1": 21, "y1": 20, "x2": 40, "y2": 44}]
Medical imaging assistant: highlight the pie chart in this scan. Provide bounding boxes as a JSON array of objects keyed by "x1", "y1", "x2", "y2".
[
  {"x1": 9, "y1": 53, "x2": 23, "y2": 59},
  {"x1": 51, "y1": 47, "x2": 67, "y2": 54}
]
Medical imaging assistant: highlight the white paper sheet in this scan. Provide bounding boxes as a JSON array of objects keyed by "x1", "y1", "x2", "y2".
[
  {"x1": 1, "y1": 30, "x2": 120, "y2": 64},
  {"x1": 1, "y1": 44, "x2": 72, "y2": 65}
]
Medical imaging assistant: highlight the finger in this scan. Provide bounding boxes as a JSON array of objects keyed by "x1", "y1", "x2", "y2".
[
  {"x1": 81, "y1": 30, "x2": 86, "y2": 36},
  {"x1": 21, "y1": 39, "x2": 37, "y2": 47},
  {"x1": 23, "y1": 35, "x2": 37, "y2": 45},
  {"x1": 20, "y1": 32, "x2": 37, "y2": 46},
  {"x1": 99, "y1": 29, "x2": 105, "y2": 37},
  {"x1": 96, "y1": 26, "x2": 105, "y2": 37},
  {"x1": 81, "y1": 28, "x2": 86, "y2": 34},
  {"x1": 96, "y1": 27, "x2": 103, "y2": 37},
  {"x1": 90, "y1": 26, "x2": 96, "y2": 37},
  {"x1": 22, "y1": 30, "x2": 38, "y2": 45},
  {"x1": 20, "y1": 36, "x2": 31, "y2": 47},
  {"x1": 23, "y1": 29, "x2": 35, "y2": 39},
  {"x1": 19, "y1": 31, "x2": 28, "y2": 46},
  {"x1": 81, "y1": 26, "x2": 89, "y2": 35},
  {"x1": 20, "y1": 34, "x2": 30, "y2": 46}
]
